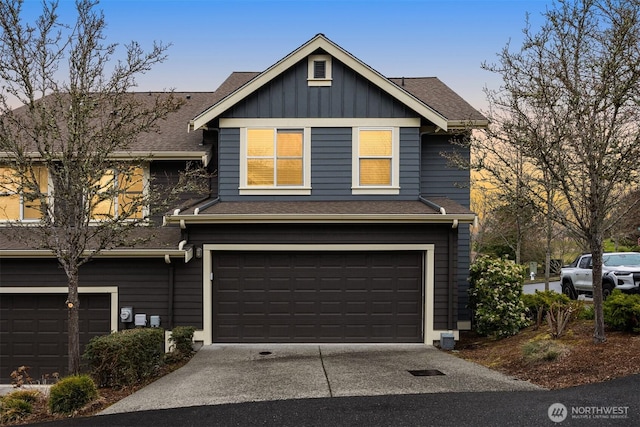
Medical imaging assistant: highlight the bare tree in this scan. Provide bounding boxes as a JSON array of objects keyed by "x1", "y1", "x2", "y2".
[
  {"x1": 0, "y1": 0, "x2": 184, "y2": 373},
  {"x1": 482, "y1": 0, "x2": 640, "y2": 343}
]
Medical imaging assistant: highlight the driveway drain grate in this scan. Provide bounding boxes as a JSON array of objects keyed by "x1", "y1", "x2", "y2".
[
  {"x1": 408, "y1": 369, "x2": 445, "y2": 377},
  {"x1": 259, "y1": 351, "x2": 272, "y2": 356}
]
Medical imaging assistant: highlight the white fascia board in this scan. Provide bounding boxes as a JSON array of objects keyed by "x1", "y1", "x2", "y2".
[
  {"x1": 220, "y1": 118, "x2": 420, "y2": 128},
  {"x1": 0, "y1": 249, "x2": 189, "y2": 259},
  {"x1": 0, "y1": 151, "x2": 212, "y2": 166},
  {"x1": 164, "y1": 213, "x2": 477, "y2": 225},
  {"x1": 190, "y1": 35, "x2": 449, "y2": 131}
]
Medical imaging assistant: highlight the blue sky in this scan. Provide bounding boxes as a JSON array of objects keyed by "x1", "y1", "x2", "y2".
[{"x1": 19, "y1": 0, "x2": 551, "y2": 113}]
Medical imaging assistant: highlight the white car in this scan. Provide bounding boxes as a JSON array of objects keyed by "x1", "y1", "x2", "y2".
[{"x1": 560, "y1": 252, "x2": 640, "y2": 299}]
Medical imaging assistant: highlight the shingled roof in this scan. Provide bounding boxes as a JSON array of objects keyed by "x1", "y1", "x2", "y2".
[
  {"x1": 164, "y1": 199, "x2": 475, "y2": 225},
  {"x1": 190, "y1": 34, "x2": 487, "y2": 131}
]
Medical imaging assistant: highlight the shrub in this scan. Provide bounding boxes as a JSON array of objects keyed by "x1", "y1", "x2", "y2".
[
  {"x1": 10, "y1": 365, "x2": 34, "y2": 388},
  {"x1": 6, "y1": 389, "x2": 40, "y2": 403},
  {"x1": 83, "y1": 328, "x2": 165, "y2": 387},
  {"x1": 168, "y1": 326, "x2": 196, "y2": 359},
  {"x1": 522, "y1": 290, "x2": 571, "y2": 328},
  {"x1": 578, "y1": 303, "x2": 595, "y2": 320},
  {"x1": 522, "y1": 339, "x2": 568, "y2": 364},
  {"x1": 0, "y1": 390, "x2": 40, "y2": 423},
  {"x1": 48, "y1": 375, "x2": 97, "y2": 414},
  {"x1": 468, "y1": 256, "x2": 529, "y2": 338},
  {"x1": 546, "y1": 301, "x2": 582, "y2": 338},
  {"x1": 603, "y1": 290, "x2": 640, "y2": 333}
]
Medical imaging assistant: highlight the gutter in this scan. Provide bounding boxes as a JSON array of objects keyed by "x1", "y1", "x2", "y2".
[
  {"x1": 162, "y1": 212, "x2": 477, "y2": 225},
  {"x1": 0, "y1": 151, "x2": 212, "y2": 167},
  {"x1": 0, "y1": 246, "x2": 194, "y2": 262}
]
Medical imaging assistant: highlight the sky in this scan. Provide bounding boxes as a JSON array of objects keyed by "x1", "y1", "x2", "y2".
[{"x1": 15, "y1": 0, "x2": 553, "y2": 114}]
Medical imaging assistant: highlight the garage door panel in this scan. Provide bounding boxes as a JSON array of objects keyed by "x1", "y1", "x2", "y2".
[
  {"x1": 213, "y1": 251, "x2": 423, "y2": 343},
  {"x1": 0, "y1": 294, "x2": 111, "y2": 383}
]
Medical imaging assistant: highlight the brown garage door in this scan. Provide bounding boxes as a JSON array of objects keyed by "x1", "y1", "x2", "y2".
[
  {"x1": 0, "y1": 293, "x2": 111, "y2": 383},
  {"x1": 212, "y1": 251, "x2": 423, "y2": 343}
]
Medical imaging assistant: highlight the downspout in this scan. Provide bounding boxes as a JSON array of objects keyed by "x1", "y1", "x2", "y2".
[
  {"x1": 448, "y1": 227, "x2": 455, "y2": 330},
  {"x1": 168, "y1": 264, "x2": 175, "y2": 329}
]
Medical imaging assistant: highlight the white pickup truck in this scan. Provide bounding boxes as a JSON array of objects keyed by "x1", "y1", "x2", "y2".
[{"x1": 560, "y1": 252, "x2": 640, "y2": 299}]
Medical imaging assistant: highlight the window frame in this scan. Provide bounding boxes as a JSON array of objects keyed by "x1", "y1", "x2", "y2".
[
  {"x1": 90, "y1": 163, "x2": 150, "y2": 222},
  {"x1": 0, "y1": 165, "x2": 50, "y2": 222},
  {"x1": 351, "y1": 127, "x2": 400, "y2": 195},
  {"x1": 239, "y1": 127, "x2": 312, "y2": 195},
  {"x1": 307, "y1": 54, "x2": 332, "y2": 87}
]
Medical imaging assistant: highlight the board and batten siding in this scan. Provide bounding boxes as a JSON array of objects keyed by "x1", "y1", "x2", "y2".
[
  {"x1": 421, "y1": 133, "x2": 472, "y2": 325},
  {"x1": 217, "y1": 126, "x2": 420, "y2": 201},
  {"x1": 222, "y1": 58, "x2": 417, "y2": 119}
]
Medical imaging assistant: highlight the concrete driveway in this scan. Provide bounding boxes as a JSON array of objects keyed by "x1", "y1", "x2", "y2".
[{"x1": 101, "y1": 344, "x2": 541, "y2": 414}]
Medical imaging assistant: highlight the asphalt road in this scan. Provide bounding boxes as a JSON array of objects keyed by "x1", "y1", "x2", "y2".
[
  {"x1": 522, "y1": 280, "x2": 562, "y2": 294},
  {"x1": 28, "y1": 374, "x2": 640, "y2": 427}
]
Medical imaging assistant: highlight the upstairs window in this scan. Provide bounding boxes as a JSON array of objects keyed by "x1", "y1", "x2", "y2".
[
  {"x1": 352, "y1": 127, "x2": 400, "y2": 195},
  {"x1": 0, "y1": 166, "x2": 48, "y2": 221},
  {"x1": 308, "y1": 54, "x2": 332, "y2": 86},
  {"x1": 92, "y1": 165, "x2": 146, "y2": 220},
  {"x1": 240, "y1": 127, "x2": 311, "y2": 195}
]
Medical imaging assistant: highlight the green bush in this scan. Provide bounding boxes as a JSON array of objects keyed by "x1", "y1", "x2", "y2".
[
  {"x1": 522, "y1": 290, "x2": 571, "y2": 322},
  {"x1": 6, "y1": 389, "x2": 40, "y2": 403},
  {"x1": 603, "y1": 290, "x2": 640, "y2": 333},
  {"x1": 0, "y1": 391, "x2": 37, "y2": 423},
  {"x1": 578, "y1": 303, "x2": 595, "y2": 320},
  {"x1": 168, "y1": 326, "x2": 196, "y2": 358},
  {"x1": 468, "y1": 256, "x2": 529, "y2": 338},
  {"x1": 48, "y1": 375, "x2": 97, "y2": 414},
  {"x1": 83, "y1": 328, "x2": 165, "y2": 387}
]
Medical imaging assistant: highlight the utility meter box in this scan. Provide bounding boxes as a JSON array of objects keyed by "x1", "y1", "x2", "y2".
[
  {"x1": 150, "y1": 315, "x2": 161, "y2": 328},
  {"x1": 134, "y1": 313, "x2": 147, "y2": 327},
  {"x1": 120, "y1": 307, "x2": 133, "y2": 323}
]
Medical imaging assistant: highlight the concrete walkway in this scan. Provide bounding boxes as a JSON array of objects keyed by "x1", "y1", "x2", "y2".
[{"x1": 101, "y1": 344, "x2": 541, "y2": 415}]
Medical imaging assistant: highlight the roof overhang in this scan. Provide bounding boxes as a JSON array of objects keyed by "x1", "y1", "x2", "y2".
[
  {"x1": 189, "y1": 34, "x2": 452, "y2": 132},
  {"x1": 163, "y1": 213, "x2": 476, "y2": 226},
  {"x1": 0, "y1": 150, "x2": 211, "y2": 166},
  {"x1": 0, "y1": 247, "x2": 193, "y2": 263}
]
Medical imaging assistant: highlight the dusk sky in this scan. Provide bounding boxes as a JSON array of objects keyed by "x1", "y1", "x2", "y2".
[{"x1": 18, "y1": 0, "x2": 552, "y2": 113}]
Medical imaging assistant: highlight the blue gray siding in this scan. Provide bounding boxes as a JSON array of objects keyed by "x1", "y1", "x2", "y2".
[
  {"x1": 218, "y1": 127, "x2": 420, "y2": 201},
  {"x1": 420, "y1": 133, "x2": 472, "y2": 323},
  {"x1": 223, "y1": 59, "x2": 417, "y2": 119}
]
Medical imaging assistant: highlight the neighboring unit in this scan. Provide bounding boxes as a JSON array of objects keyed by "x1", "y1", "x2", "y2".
[
  {"x1": 0, "y1": 34, "x2": 487, "y2": 381},
  {"x1": 560, "y1": 252, "x2": 640, "y2": 299}
]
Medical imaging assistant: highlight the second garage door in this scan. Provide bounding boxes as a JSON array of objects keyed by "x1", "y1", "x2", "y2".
[
  {"x1": 0, "y1": 293, "x2": 111, "y2": 383},
  {"x1": 212, "y1": 251, "x2": 423, "y2": 343}
]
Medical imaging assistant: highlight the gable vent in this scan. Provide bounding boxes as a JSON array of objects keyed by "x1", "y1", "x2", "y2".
[{"x1": 313, "y1": 60, "x2": 326, "y2": 79}]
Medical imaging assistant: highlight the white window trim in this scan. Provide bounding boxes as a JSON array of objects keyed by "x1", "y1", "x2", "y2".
[
  {"x1": 307, "y1": 54, "x2": 332, "y2": 87},
  {"x1": 0, "y1": 166, "x2": 51, "y2": 223},
  {"x1": 239, "y1": 127, "x2": 311, "y2": 195},
  {"x1": 89, "y1": 163, "x2": 151, "y2": 223},
  {"x1": 351, "y1": 127, "x2": 400, "y2": 195}
]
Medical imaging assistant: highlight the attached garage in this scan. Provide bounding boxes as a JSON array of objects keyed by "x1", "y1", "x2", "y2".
[
  {"x1": 0, "y1": 293, "x2": 112, "y2": 382},
  {"x1": 210, "y1": 247, "x2": 428, "y2": 343}
]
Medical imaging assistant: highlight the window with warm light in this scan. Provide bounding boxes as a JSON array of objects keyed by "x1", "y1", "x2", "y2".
[
  {"x1": 0, "y1": 166, "x2": 48, "y2": 221},
  {"x1": 92, "y1": 166, "x2": 146, "y2": 220},
  {"x1": 352, "y1": 127, "x2": 400, "y2": 195},
  {"x1": 240, "y1": 128, "x2": 311, "y2": 195}
]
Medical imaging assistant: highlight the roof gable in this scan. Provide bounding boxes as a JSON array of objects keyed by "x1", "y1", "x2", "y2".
[{"x1": 190, "y1": 34, "x2": 486, "y2": 132}]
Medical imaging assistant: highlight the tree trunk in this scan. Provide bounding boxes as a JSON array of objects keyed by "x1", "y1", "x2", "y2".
[
  {"x1": 590, "y1": 236, "x2": 606, "y2": 344},
  {"x1": 66, "y1": 268, "x2": 81, "y2": 375}
]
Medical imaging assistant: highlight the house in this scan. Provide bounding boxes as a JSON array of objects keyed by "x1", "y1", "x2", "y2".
[{"x1": 0, "y1": 34, "x2": 487, "y2": 382}]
